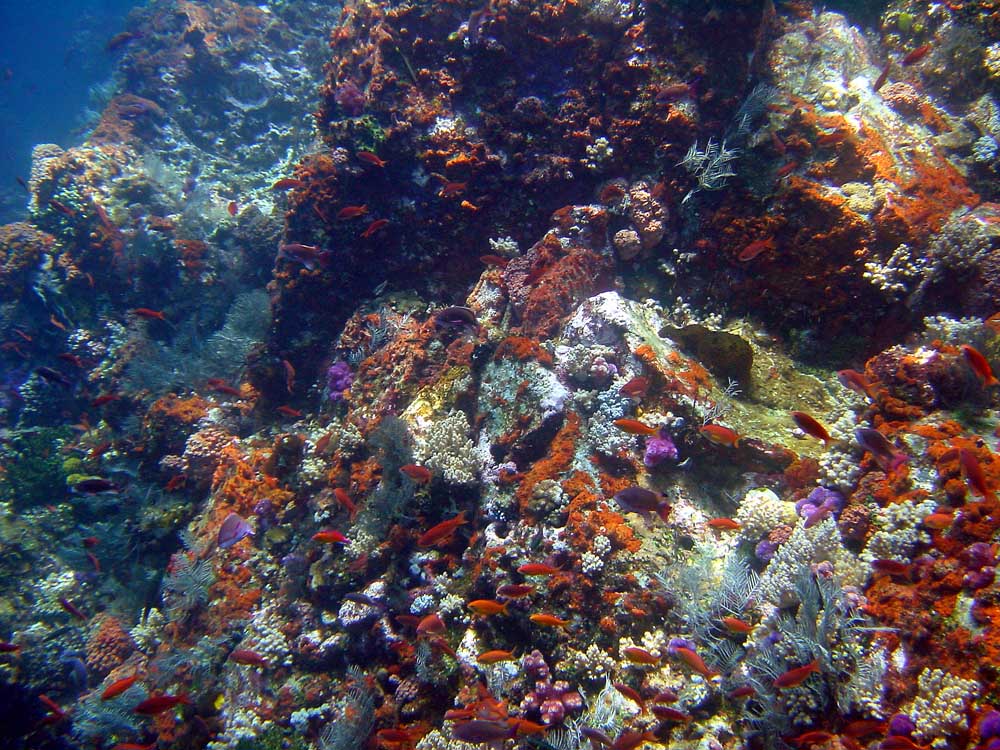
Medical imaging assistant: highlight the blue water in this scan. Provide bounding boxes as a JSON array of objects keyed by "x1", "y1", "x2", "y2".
[{"x1": 0, "y1": 0, "x2": 144, "y2": 223}]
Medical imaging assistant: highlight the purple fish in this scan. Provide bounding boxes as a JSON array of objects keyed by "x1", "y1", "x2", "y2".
[
  {"x1": 854, "y1": 428, "x2": 909, "y2": 473},
  {"x1": 613, "y1": 486, "x2": 671, "y2": 522},
  {"x1": 452, "y1": 719, "x2": 513, "y2": 742},
  {"x1": 218, "y1": 512, "x2": 254, "y2": 549}
]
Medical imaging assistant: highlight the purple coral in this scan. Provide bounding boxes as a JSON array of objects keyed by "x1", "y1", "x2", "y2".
[
  {"x1": 795, "y1": 486, "x2": 843, "y2": 528},
  {"x1": 334, "y1": 81, "x2": 366, "y2": 116},
  {"x1": 518, "y1": 650, "x2": 582, "y2": 725},
  {"x1": 326, "y1": 361, "x2": 354, "y2": 401},
  {"x1": 644, "y1": 429, "x2": 678, "y2": 468}
]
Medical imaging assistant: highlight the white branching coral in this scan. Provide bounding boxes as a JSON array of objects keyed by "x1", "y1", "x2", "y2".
[
  {"x1": 417, "y1": 412, "x2": 478, "y2": 485},
  {"x1": 861, "y1": 498, "x2": 937, "y2": 563},
  {"x1": 903, "y1": 668, "x2": 980, "y2": 743},
  {"x1": 759, "y1": 518, "x2": 864, "y2": 605}
]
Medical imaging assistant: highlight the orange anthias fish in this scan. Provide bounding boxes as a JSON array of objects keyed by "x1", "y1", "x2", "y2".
[
  {"x1": 707, "y1": 518, "x2": 740, "y2": 530},
  {"x1": 773, "y1": 659, "x2": 820, "y2": 688},
  {"x1": 622, "y1": 646, "x2": 659, "y2": 665},
  {"x1": 229, "y1": 649, "x2": 267, "y2": 667},
  {"x1": 721, "y1": 616, "x2": 753, "y2": 634},
  {"x1": 468, "y1": 599, "x2": 509, "y2": 616},
  {"x1": 901, "y1": 43, "x2": 932, "y2": 66},
  {"x1": 672, "y1": 646, "x2": 718, "y2": 678},
  {"x1": 959, "y1": 448, "x2": 997, "y2": 503},
  {"x1": 517, "y1": 563, "x2": 561, "y2": 576},
  {"x1": 401, "y1": 464, "x2": 432, "y2": 483},
  {"x1": 227, "y1": 201, "x2": 238, "y2": 216},
  {"x1": 961, "y1": 344, "x2": 999, "y2": 387},
  {"x1": 357, "y1": 151, "x2": 386, "y2": 167},
  {"x1": 360, "y1": 218, "x2": 389, "y2": 238},
  {"x1": 276, "y1": 405, "x2": 302, "y2": 418},
  {"x1": 477, "y1": 649, "x2": 516, "y2": 664},
  {"x1": 791, "y1": 411, "x2": 832, "y2": 444},
  {"x1": 496, "y1": 583, "x2": 534, "y2": 598},
  {"x1": 619, "y1": 376, "x2": 650, "y2": 398},
  {"x1": 131, "y1": 308, "x2": 166, "y2": 321},
  {"x1": 416, "y1": 613, "x2": 446, "y2": 636},
  {"x1": 417, "y1": 511, "x2": 467, "y2": 547},
  {"x1": 699, "y1": 424, "x2": 740, "y2": 447},
  {"x1": 334, "y1": 488, "x2": 358, "y2": 519},
  {"x1": 837, "y1": 369, "x2": 877, "y2": 398},
  {"x1": 312, "y1": 530, "x2": 349, "y2": 544},
  {"x1": 737, "y1": 236, "x2": 775, "y2": 262},
  {"x1": 529, "y1": 613, "x2": 570, "y2": 629},
  {"x1": 613, "y1": 418, "x2": 658, "y2": 436},
  {"x1": 101, "y1": 674, "x2": 139, "y2": 700},
  {"x1": 336, "y1": 204, "x2": 368, "y2": 220},
  {"x1": 133, "y1": 693, "x2": 190, "y2": 715},
  {"x1": 613, "y1": 683, "x2": 646, "y2": 713},
  {"x1": 271, "y1": 177, "x2": 306, "y2": 190}
]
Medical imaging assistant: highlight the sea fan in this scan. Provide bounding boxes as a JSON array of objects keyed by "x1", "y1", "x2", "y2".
[{"x1": 71, "y1": 688, "x2": 143, "y2": 745}]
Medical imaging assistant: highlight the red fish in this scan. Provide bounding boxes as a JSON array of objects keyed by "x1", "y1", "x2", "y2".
[
  {"x1": 282, "y1": 358, "x2": 295, "y2": 393},
  {"x1": 529, "y1": 613, "x2": 570, "y2": 629},
  {"x1": 133, "y1": 693, "x2": 190, "y2": 715},
  {"x1": 312, "y1": 529, "x2": 349, "y2": 544},
  {"x1": 477, "y1": 649, "x2": 516, "y2": 664},
  {"x1": 517, "y1": 563, "x2": 561, "y2": 576},
  {"x1": 699, "y1": 424, "x2": 741, "y2": 447},
  {"x1": 961, "y1": 345, "x2": 999, "y2": 387},
  {"x1": 613, "y1": 683, "x2": 646, "y2": 713},
  {"x1": 960, "y1": 448, "x2": 997, "y2": 503},
  {"x1": 467, "y1": 599, "x2": 508, "y2": 616},
  {"x1": 901, "y1": 43, "x2": 932, "y2": 66},
  {"x1": 59, "y1": 597, "x2": 87, "y2": 620},
  {"x1": 672, "y1": 646, "x2": 718, "y2": 678},
  {"x1": 773, "y1": 659, "x2": 820, "y2": 688},
  {"x1": 334, "y1": 488, "x2": 358, "y2": 519},
  {"x1": 401, "y1": 464, "x2": 432, "y2": 483},
  {"x1": 0, "y1": 642, "x2": 19, "y2": 653},
  {"x1": 48, "y1": 199, "x2": 76, "y2": 217},
  {"x1": 87, "y1": 552, "x2": 101, "y2": 573},
  {"x1": 56, "y1": 353, "x2": 84, "y2": 368},
  {"x1": 614, "y1": 486, "x2": 671, "y2": 522},
  {"x1": 650, "y1": 705, "x2": 690, "y2": 722},
  {"x1": 479, "y1": 254, "x2": 510, "y2": 268},
  {"x1": 791, "y1": 411, "x2": 832, "y2": 444},
  {"x1": 360, "y1": 218, "x2": 389, "y2": 238},
  {"x1": 738, "y1": 236, "x2": 775, "y2": 262},
  {"x1": 276, "y1": 405, "x2": 302, "y2": 418},
  {"x1": 619, "y1": 376, "x2": 650, "y2": 398},
  {"x1": 227, "y1": 201, "x2": 238, "y2": 216},
  {"x1": 837, "y1": 369, "x2": 877, "y2": 398},
  {"x1": 101, "y1": 674, "x2": 140, "y2": 700},
  {"x1": 271, "y1": 177, "x2": 305, "y2": 190},
  {"x1": 707, "y1": 518, "x2": 740, "y2": 530},
  {"x1": 721, "y1": 616, "x2": 753, "y2": 633},
  {"x1": 91, "y1": 392, "x2": 121, "y2": 407},
  {"x1": 854, "y1": 428, "x2": 909, "y2": 473},
  {"x1": 278, "y1": 243, "x2": 332, "y2": 270},
  {"x1": 922, "y1": 511, "x2": 953, "y2": 530},
  {"x1": 874, "y1": 61, "x2": 892, "y2": 91},
  {"x1": 622, "y1": 646, "x2": 659, "y2": 665},
  {"x1": 164, "y1": 475, "x2": 187, "y2": 492},
  {"x1": 496, "y1": 583, "x2": 534, "y2": 598},
  {"x1": 357, "y1": 151, "x2": 386, "y2": 167},
  {"x1": 82, "y1": 536, "x2": 99, "y2": 548},
  {"x1": 336, "y1": 204, "x2": 368, "y2": 220},
  {"x1": 417, "y1": 511, "x2": 467, "y2": 547},
  {"x1": 728, "y1": 685, "x2": 755, "y2": 699},
  {"x1": 132, "y1": 308, "x2": 166, "y2": 321},
  {"x1": 229, "y1": 649, "x2": 267, "y2": 666},
  {"x1": 789, "y1": 731, "x2": 835, "y2": 747},
  {"x1": 610, "y1": 731, "x2": 658, "y2": 750},
  {"x1": 416, "y1": 613, "x2": 446, "y2": 636},
  {"x1": 613, "y1": 418, "x2": 657, "y2": 436}
]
